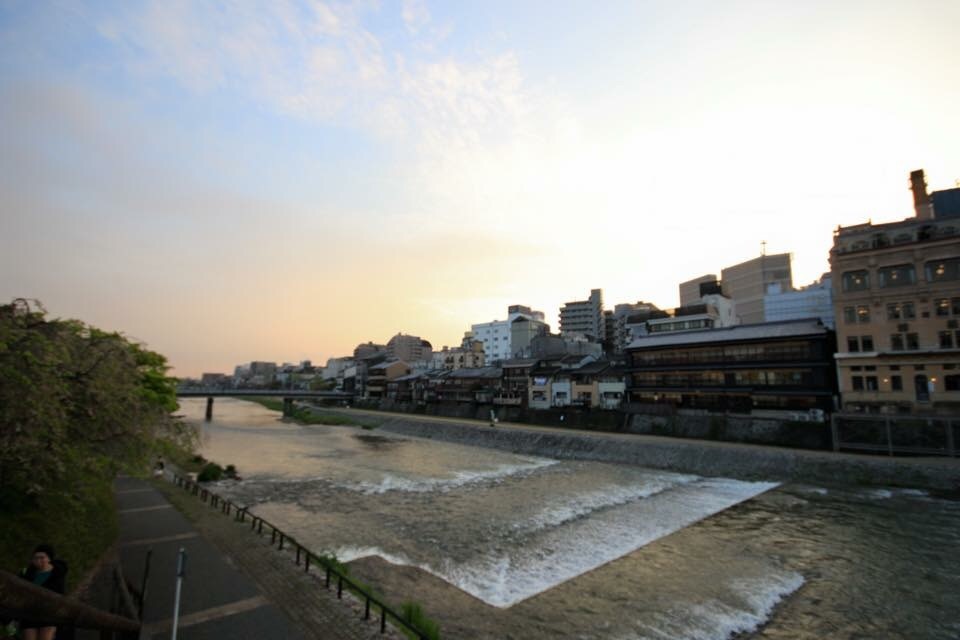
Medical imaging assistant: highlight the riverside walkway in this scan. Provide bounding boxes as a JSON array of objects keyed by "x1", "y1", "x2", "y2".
[{"x1": 116, "y1": 476, "x2": 399, "y2": 640}]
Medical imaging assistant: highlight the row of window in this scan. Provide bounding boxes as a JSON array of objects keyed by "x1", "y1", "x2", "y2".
[
  {"x1": 630, "y1": 369, "x2": 815, "y2": 387},
  {"x1": 851, "y1": 374, "x2": 960, "y2": 392},
  {"x1": 841, "y1": 258, "x2": 960, "y2": 292},
  {"x1": 628, "y1": 341, "x2": 820, "y2": 366},
  {"x1": 846, "y1": 330, "x2": 960, "y2": 352},
  {"x1": 842, "y1": 298, "x2": 960, "y2": 324}
]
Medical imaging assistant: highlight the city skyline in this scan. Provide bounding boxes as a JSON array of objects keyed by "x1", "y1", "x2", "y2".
[{"x1": 2, "y1": 1, "x2": 959, "y2": 377}]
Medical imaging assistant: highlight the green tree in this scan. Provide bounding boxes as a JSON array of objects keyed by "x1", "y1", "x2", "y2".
[{"x1": 0, "y1": 299, "x2": 196, "y2": 574}]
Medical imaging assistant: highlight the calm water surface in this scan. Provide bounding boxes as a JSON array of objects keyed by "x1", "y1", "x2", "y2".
[{"x1": 180, "y1": 398, "x2": 960, "y2": 639}]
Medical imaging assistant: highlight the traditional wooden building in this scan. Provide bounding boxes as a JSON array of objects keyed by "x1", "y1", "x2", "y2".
[{"x1": 625, "y1": 319, "x2": 837, "y2": 413}]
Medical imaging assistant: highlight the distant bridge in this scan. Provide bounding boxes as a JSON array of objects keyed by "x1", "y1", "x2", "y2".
[{"x1": 176, "y1": 388, "x2": 352, "y2": 420}]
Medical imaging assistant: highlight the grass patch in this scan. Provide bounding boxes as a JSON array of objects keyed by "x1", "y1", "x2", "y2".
[
  {"x1": 400, "y1": 601, "x2": 441, "y2": 640},
  {"x1": 238, "y1": 397, "x2": 382, "y2": 429}
]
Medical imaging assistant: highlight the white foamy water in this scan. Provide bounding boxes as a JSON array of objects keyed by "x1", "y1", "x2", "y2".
[
  {"x1": 334, "y1": 458, "x2": 559, "y2": 494},
  {"x1": 336, "y1": 477, "x2": 778, "y2": 608},
  {"x1": 626, "y1": 571, "x2": 805, "y2": 640}
]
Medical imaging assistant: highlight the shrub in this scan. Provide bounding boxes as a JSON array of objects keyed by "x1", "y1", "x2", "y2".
[{"x1": 197, "y1": 463, "x2": 224, "y2": 482}]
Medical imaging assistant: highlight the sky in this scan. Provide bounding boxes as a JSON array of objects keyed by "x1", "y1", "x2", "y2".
[{"x1": 1, "y1": 1, "x2": 959, "y2": 377}]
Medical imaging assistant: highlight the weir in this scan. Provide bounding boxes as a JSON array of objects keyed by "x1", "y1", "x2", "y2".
[{"x1": 375, "y1": 416, "x2": 960, "y2": 491}]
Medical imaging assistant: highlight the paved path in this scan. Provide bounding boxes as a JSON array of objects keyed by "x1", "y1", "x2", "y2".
[{"x1": 116, "y1": 476, "x2": 399, "y2": 640}]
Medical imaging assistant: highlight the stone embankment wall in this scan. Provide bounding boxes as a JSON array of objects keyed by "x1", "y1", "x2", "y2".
[
  {"x1": 365, "y1": 400, "x2": 829, "y2": 449},
  {"x1": 376, "y1": 415, "x2": 960, "y2": 491}
]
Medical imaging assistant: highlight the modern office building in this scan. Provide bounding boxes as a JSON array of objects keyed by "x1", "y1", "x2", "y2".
[
  {"x1": 721, "y1": 253, "x2": 793, "y2": 324},
  {"x1": 764, "y1": 275, "x2": 835, "y2": 329},
  {"x1": 472, "y1": 305, "x2": 548, "y2": 363},
  {"x1": 830, "y1": 169, "x2": 960, "y2": 414},
  {"x1": 559, "y1": 288, "x2": 604, "y2": 341}
]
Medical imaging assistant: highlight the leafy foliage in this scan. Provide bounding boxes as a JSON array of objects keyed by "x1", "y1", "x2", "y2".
[{"x1": 0, "y1": 299, "x2": 196, "y2": 572}]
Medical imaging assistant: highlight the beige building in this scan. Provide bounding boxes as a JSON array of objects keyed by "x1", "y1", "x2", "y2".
[
  {"x1": 721, "y1": 253, "x2": 793, "y2": 324},
  {"x1": 831, "y1": 171, "x2": 960, "y2": 414},
  {"x1": 679, "y1": 274, "x2": 720, "y2": 307},
  {"x1": 386, "y1": 333, "x2": 433, "y2": 363},
  {"x1": 559, "y1": 288, "x2": 604, "y2": 341},
  {"x1": 432, "y1": 341, "x2": 486, "y2": 370}
]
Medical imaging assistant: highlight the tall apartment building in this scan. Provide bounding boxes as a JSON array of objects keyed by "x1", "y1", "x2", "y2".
[
  {"x1": 721, "y1": 253, "x2": 793, "y2": 324},
  {"x1": 559, "y1": 288, "x2": 604, "y2": 341},
  {"x1": 831, "y1": 169, "x2": 960, "y2": 414},
  {"x1": 385, "y1": 333, "x2": 433, "y2": 363},
  {"x1": 472, "y1": 305, "x2": 548, "y2": 363}
]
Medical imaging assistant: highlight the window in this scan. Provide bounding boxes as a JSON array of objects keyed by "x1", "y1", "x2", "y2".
[
  {"x1": 844, "y1": 307, "x2": 856, "y2": 324},
  {"x1": 954, "y1": 298, "x2": 960, "y2": 315},
  {"x1": 890, "y1": 375, "x2": 902, "y2": 391},
  {"x1": 925, "y1": 257, "x2": 960, "y2": 283},
  {"x1": 847, "y1": 337, "x2": 860, "y2": 352},
  {"x1": 861, "y1": 336, "x2": 874, "y2": 351},
  {"x1": 907, "y1": 333, "x2": 919, "y2": 350},
  {"x1": 890, "y1": 334, "x2": 904, "y2": 351},
  {"x1": 889, "y1": 365, "x2": 900, "y2": 371},
  {"x1": 946, "y1": 375, "x2": 960, "y2": 391},
  {"x1": 935, "y1": 298, "x2": 950, "y2": 316},
  {"x1": 889, "y1": 302, "x2": 916, "y2": 320},
  {"x1": 842, "y1": 270, "x2": 870, "y2": 291},
  {"x1": 851, "y1": 376, "x2": 864, "y2": 391},
  {"x1": 878, "y1": 264, "x2": 916, "y2": 288},
  {"x1": 857, "y1": 305, "x2": 871, "y2": 323},
  {"x1": 865, "y1": 376, "x2": 879, "y2": 391},
  {"x1": 940, "y1": 331, "x2": 955, "y2": 349}
]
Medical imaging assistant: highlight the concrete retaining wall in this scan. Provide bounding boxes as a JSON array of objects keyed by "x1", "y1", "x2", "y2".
[{"x1": 376, "y1": 415, "x2": 960, "y2": 491}]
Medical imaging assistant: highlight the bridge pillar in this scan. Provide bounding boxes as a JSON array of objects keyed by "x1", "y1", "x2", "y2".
[
  {"x1": 205, "y1": 397, "x2": 214, "y2": 421},
  {"x1": 282, "y1": 398, "x2": 294, "y2": 417}
]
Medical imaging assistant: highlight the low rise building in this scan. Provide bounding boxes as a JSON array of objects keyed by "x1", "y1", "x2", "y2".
[{"x1": 366, "y1": 360, "x2": 410, "y2": 399}]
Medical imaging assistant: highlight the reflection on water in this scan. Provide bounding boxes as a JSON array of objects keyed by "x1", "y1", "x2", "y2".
[{"x1": 181, "y1": 398, "x2": 960, "y2": 639}]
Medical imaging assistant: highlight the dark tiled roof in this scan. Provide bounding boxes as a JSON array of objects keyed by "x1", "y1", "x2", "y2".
[{"x1": 626, "y1": 319, "x2": 829, "y2": 350}]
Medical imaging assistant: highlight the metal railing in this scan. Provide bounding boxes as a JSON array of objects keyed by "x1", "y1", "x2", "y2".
[
  {"x1": 170, "y1": 473, "x2": 434, "y2": 639},
  {"x1": 831, "y1": 413, "x2": 959, "y2": 457}
]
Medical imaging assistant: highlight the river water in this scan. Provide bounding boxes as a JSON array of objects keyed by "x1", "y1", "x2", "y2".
[{"x1": 179, "y1": 398, "x2": 960, "y2": 639}]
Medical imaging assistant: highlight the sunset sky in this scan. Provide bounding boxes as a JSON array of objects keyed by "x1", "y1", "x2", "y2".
[{"x1": 2, "y1": 1, "x2": 959, "y2": 377}]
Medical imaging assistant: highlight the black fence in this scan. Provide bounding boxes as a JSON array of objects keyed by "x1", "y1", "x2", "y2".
[
  {"x1": 171, "y1": 474, "x2": 434, "y2": 639},
  {"x1": 831, "y1": 414, "x2": 959, "y2": 456}
]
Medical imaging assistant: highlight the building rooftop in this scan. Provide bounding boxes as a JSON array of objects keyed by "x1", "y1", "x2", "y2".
[
  {"x1": 626, "y1": 319, "x2": 829, "y2": 350},
  {"x1": 445, "y1": 366, "x2": 502, "y2": 379}
]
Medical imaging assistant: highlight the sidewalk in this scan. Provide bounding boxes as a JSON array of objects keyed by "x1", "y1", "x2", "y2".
[{"x1": 116, "y1": 476, "x2": 396, "y2": 640}]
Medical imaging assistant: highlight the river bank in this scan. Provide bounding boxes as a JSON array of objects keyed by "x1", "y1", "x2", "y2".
[{"x1": 312, "y1": 407, "x2": 960, "y2": 491}]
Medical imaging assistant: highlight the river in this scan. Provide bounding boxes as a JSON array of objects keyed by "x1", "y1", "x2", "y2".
[{"x1": 179, "y1": 398, "x2": 960, "y2": 639}]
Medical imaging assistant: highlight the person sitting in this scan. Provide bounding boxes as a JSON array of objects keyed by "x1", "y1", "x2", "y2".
[{"x1": 19, "y1": 544, "x2": 67, "y2": 640}]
